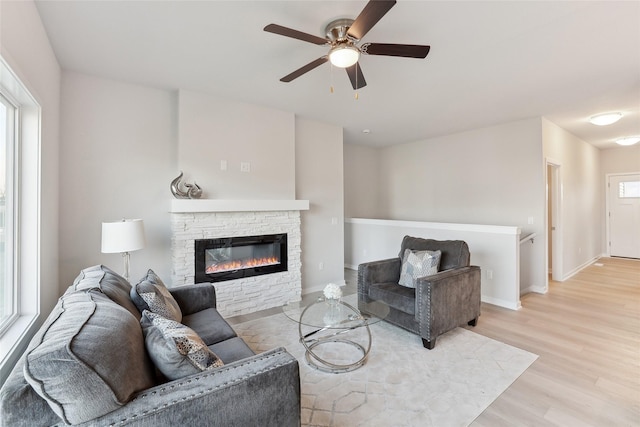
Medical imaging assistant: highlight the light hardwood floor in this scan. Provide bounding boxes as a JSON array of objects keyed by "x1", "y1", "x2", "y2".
[
  {"x1": 469, "y1": 256, "x2": 640, "y2": 426},
  {"x1": 232, "y1": 257, "x2": 639, "y2": 425}
]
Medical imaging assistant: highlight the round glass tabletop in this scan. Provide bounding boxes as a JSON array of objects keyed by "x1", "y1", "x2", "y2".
[{"x1": 282, "y1": 296, "x2": 389, "y2": 329}]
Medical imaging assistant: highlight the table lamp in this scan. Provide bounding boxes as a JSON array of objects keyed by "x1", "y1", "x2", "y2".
[{"x1": 101, "y1": 218, "x2": 146, "y2": 281}]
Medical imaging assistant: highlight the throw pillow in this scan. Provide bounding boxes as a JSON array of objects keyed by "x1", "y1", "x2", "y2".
[
  {"x1": 131, "y1": 269, "x2": 182, "y2": 322},
  {"x1": 140, "y1": 310, "x2": 224, "y2": 381},
  {"x1": 23, "y1": 290, "x2": 155, "y2": 425},
  {"x1": 398, "y1": 249, "x2": 442, "y2": 288}
]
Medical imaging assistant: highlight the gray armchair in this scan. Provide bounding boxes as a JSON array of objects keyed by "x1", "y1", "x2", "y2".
[{"x1": 358, "y1": 235, "x2": 481, "y2": 349}]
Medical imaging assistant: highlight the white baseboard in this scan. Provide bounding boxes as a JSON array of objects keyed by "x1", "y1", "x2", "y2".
[
  {"x1": 344, "y1": 264, "x2": 357, "y2": 270},
  {"x1": 562, "y1": 255, "x2": 600, "y2": 281},
  {"x1": 481, "y1": 295, "x2": 521, "y2": 310},
  {"x1": 521, "y1": 285, "x2": 547, "y2": 295}
]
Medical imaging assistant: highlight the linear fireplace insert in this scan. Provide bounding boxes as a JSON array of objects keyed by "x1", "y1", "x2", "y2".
[{"x1": 194, "y1": 233, "x2": 288, "y2": 283}]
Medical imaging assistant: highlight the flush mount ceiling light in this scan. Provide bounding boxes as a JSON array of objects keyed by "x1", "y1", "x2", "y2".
[
  {"x1": 329, "y1": 44, "x2": 361, "y2": 68},
  {"x1": 589, "y1": 112, "x2": 623, "y2": 126},
  {"x1": 615, "y1": 136, "x2": 640, "y2": 146}
]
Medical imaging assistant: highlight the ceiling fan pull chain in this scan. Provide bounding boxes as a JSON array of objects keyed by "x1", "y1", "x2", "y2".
[
  {"x1": 330, "y1": 63, "x2": 335, "y2": 93},
  {"x1": 355, "y1": 63, "x2": 359, "y2": 100}
]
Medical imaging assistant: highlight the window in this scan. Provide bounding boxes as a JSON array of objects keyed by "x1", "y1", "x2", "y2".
[
  {"x1": 0, "y1": 55, "x2": 41, "y2": 371},
  {"x1": 619, "y1": 181, "x2": 640, "y2": 199},
  {"x1": 0, "y1": 93, "x2": 17, "y2": 333}
]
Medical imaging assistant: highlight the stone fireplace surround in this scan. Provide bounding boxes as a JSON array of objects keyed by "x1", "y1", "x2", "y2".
[{"x1": 170, "y1": 199, "x2": 309, "y2": 317}]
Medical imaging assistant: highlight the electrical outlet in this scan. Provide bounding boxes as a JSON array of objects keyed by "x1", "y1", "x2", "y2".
[
  {"x1": 486, "y1": 269, "x2": 493, "y2": 280},
  {"x1": 240, "y1": 162, "x2": 251, "y2": 173},
  {"x1": 220, "y1": 160, "x2": 227, "y2": 171},
  {"x1": 528, "y1": 216, "x2": 534, "y2": 225},
  {"x1": 318, "y1": 262, "x2": 324, "y2": 270}
]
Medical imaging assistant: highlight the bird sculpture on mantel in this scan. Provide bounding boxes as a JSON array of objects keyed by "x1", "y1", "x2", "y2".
[{"x1": 170, "y1": 172, "x2": 202, "y2": 199}]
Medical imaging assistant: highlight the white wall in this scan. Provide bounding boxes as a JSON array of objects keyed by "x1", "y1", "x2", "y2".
[
  {"x1": 58, "y1": 73, "x2": 345, "y2": 297},
  {"x1": 177, "y1": 90, "x2": 295, "y2": 200},
  {"x1": 344, "y1": 143, "x2": 380, "y2": 218},
  {"x1": 542, "y1": 118, "x2": 602, "y2": 277},
  {"x1": 350, "y1": 118, "x2": 547, "y2": 294},
  {"x1": 378, "y1": 118, "x2": 545, "y2": 231},
  {"x1": 0, "y1": 0, "x2": 60, "y2": 384},
  {"x1": 295, "y1": 118, "x2": 345, "y2": 293},
  {"x1": 59, "y1": 72, "x2": 176, "y2": 288}
]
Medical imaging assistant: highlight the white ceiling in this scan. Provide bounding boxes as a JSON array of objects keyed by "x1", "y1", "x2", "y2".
[{"x1": 34, "y1": 0, "x2": 640, "y2": 149}]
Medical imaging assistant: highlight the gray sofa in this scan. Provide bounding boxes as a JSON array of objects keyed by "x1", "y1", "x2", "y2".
[
  {"x1": 358, "y1": 235, "x2": 481, "y2": 349},
  {"x1": 0, "y1": 265, "x2": 300, "y2": 426}
]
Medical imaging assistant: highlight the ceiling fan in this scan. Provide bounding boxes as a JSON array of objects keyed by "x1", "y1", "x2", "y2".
[{"x1": 264, "y1": 0, "x2": 430, "y2": 90}]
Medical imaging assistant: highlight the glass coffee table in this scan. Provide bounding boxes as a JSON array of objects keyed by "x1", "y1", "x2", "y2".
[{"x1": 282, "y1": 297, "x2": 389, "y2": 373}]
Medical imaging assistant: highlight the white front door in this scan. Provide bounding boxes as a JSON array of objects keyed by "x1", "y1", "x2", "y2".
[{"x1": 608, "y1": 174, "x2": 640, "y2": 259}]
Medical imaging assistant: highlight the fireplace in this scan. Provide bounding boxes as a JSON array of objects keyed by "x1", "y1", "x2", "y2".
[{"x1": 195, "y1": 233, "x2": 288, "y2": 283}]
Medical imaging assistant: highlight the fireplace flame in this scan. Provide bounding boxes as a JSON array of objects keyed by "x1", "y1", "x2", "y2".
[{"x1": 205, "y1": 257, "x2": 280, "y2": 274}]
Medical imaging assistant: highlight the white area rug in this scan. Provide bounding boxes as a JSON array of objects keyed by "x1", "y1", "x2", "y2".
[{"x1": 233, "y1": 300, "x2": 537, "y2": 427}]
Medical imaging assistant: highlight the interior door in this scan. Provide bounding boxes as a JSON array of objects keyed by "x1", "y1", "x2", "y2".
[{"x1": 608, "y1": 174, "x2": 640, "y2": 259}]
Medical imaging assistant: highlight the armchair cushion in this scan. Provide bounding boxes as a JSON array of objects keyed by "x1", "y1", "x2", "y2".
[
  {"x1": 368, "y1": 282, "x2": 416, "y2": 315},
  {"x1": 131, "y1": 269, "x2": 182, "y2": 322},
  {"x1": 140, "y1": 310, "x2": 224, "y2": 381},
  {"x1": 398, "y1": 249, "x2": 441, "y2": 288},
  {"x1": 399, "y1": 235, "x2": 470, "y2": 270}
]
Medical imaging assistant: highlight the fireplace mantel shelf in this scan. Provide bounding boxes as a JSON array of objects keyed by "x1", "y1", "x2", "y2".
[{"x1": 170, "y1": 199, "x2": 309, "y2": 213}]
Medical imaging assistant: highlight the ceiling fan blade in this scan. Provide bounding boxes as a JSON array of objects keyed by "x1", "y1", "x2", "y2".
[
  {"x1": 346, "y1": 63, "x2": 367, "y2": 90},
  {"x1": 264, "y1": 24, "x2": 329, "y2": 45},
  {"x1": 347, "y1": 0, "x2": 396, "y2": 40},
  {"x1": 362, "y1": 43, "x2": 430, "y2": 58},
  {"x1": 280, "y1": 57, "x2": 329, "y2": 82}
]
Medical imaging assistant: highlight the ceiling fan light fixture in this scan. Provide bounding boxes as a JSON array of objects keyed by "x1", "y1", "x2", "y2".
[
  {"x1": 615, "y1": 136, "x2": 640, "y2": 146},
  {"x1": 589, "y1": 112, "x2": 623, "y2": 126},
  {"x1": 329, "y1": 45, "x2": 360, "y2": 68}
]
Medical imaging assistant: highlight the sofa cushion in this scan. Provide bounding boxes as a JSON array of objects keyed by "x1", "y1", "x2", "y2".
[
  {"x1": 398, "y1": 249, "x2": 441, "y2": 288},
  {"x1": 69, "y1": 264, "x2": 141, "y2": 319},
  {"x1": 369, "y1": 282, "x2": 416, "y2": 315},
  {"x1": 23, "y1": 290, "x2": 155, "y2": 425},
  {"x1": 131, "y1": 269, "x2": 182, "y2": 322},
  {"x1": 208, "y1": 336, "x2": 256, "y2": 364},
  {"x1": 140, "y1": 310, "x2": 224, "y2": 381},
  {"x1": 182, "y1": 307, "x2": 237, "y2": 346},
  {"x1": 0, "y1": 357, "x2": 60, "y2": 427}
]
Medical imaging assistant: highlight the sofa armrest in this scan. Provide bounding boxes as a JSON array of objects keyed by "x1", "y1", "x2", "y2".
[
  {"x1": 77, "y1": 347, "x2": 300, "y2": 427},
  {"x1": 415, "y1": 266, "x2": 481, "y2": 338},
  {"x1": 169, "y1": 282, "x2": 217, "y2": 315}
]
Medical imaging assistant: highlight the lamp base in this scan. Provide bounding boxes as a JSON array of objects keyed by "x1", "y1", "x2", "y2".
[{"x1": 122, "y1": 252, "x2": 131, "y2": 282}]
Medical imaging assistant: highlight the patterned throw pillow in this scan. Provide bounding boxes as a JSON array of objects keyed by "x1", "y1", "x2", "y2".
[
  {"x1": 398, "y1": 249, "x2": 442, "y2": 288},
  {"x1": 131, "y1": 269, "x2": 182, "y2": 322},
  {"x1": 140, "y1": 310, "x2": 224, "y2": 381}
]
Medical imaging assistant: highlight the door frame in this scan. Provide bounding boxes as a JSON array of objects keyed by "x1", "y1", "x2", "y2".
[
  {"x1": 546, "y1": 158, "x2": 563, "y2": 284},
  {"x1": 605, "y1": 172, "x2": 640, "y2": 257}
]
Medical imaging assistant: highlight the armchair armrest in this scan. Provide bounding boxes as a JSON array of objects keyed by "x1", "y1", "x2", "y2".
[
  {"x1": 169, "y1": 282, "x2": 217, "y2": 315},
  {"x1": 78, "y1": 348, "x2": 300, "y2": 427},
  {"x1": 415, "y1": 266, "x2": 481, "y2": 339},
  {"x1": 358, "y1": 258, "x2": 401, "y2": 309},
  {"x1": 358, "y1": 258, "x2": 401, "y2": 288}
]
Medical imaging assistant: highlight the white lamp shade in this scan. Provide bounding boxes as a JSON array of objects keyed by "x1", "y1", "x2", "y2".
[{"x1": 101, "y1": 219, "x2": 146, "y2": 253}]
